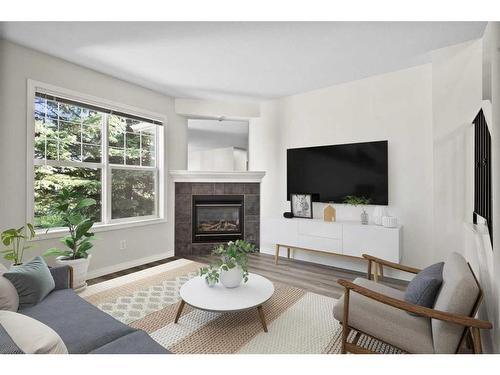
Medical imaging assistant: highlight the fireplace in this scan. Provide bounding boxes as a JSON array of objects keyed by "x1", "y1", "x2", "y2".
[{"x1": 192, "y1": 195, "x2": 244, "y2": 243}]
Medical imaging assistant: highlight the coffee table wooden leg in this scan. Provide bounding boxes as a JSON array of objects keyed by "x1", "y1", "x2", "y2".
[
  {"x1": 257, "y1": 305, "x2": 268, "y2": 332},
  {"x1": 174, "y1": 300, "x2": 186, "y2": 323}
]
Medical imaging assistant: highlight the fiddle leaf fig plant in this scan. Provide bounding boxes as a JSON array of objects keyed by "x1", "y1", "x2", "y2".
[
  {"x1": 0, "y1": 224, "x2": 36, "y2": 265},
  {"x1": 43, "y1": 188, "x2": 97, "y2": 260}
]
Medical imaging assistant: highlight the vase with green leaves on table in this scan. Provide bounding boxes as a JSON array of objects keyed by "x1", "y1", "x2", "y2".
[
  {"x1": 199, "y1": 239, "x2": 257, "y2": 288},
  {"x1": 343, "y1": 195, "x2": 372, "y2": 225}
]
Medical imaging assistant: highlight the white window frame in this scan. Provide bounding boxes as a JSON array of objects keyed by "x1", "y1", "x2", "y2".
[{"x1": 26, "y1": 80, "x2": 166, "y2": 238}]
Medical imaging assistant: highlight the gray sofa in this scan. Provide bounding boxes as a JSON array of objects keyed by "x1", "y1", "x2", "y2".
[{"x1": 3, "y1": 265, "x2": 168, "y2": 354}]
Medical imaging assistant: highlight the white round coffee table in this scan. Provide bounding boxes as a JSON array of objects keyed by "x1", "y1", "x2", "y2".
[{"x1": 174, "y1": 273, "x2": 274, "y2": 332}]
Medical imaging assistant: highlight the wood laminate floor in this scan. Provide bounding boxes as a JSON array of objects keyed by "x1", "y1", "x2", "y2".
[{"x1": 88, "y1": 252, "x2": 407, "y2": 298}]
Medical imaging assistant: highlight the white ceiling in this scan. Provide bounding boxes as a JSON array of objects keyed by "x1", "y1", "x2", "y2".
[{"x1": 0, "y1": 22, "x2": 486, "y2": 100}]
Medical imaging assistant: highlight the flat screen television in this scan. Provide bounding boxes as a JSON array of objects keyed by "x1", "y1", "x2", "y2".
[{"x1": 287, "y1": 140, "x2": 388, "y2": 205}]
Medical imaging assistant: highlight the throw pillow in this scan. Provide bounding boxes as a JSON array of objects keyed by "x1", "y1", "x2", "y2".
[
  {"x1": 404, "y1": 262, "x2": 444, "y2": 314},
  {"x1": 3, "y1": 257, "x2": 55, "y2": 309},
  {"x1": 0, "y1": 264, "x2": 19, "y2": 311},
  {"x1": 0, "y1": 310, "x2": 68, "y2": 354}
]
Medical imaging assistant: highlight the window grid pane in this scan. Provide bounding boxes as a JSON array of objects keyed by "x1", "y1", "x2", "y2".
[
  {"x1": 33, "y1": 165, "x2": 102, "y2": 229},
  {"x1": 108, "y1": 114, "x2": 156, "y2": 168},
  {"x1": 111, "y1": 168, "x2": 156, "y2": 220},
  {"x1": 33, "y1": 92, "x2": 161, "y2": 228},
  {"x1": 35, "y1": 98, "x2": 103, "y2": 163}
]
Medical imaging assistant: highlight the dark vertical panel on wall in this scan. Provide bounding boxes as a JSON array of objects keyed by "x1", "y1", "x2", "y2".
[{"x1": 473, "y1": 109, "x2": 493, "y2": 244}]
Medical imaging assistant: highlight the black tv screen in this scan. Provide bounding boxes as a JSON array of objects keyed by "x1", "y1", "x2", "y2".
[{"x1": 287, "y1": 140, "x2": 388, "y2": 205}]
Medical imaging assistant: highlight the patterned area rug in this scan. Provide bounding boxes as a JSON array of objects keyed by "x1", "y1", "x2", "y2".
[{"x1": 81, "y1": 259, "x2": 402, "y2": 354}]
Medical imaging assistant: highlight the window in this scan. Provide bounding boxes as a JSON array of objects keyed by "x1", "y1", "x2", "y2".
[{"x1": 29, "y1": 83, "x2": 164, "y2": 231}]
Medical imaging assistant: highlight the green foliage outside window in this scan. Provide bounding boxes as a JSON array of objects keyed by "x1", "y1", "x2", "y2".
[{"x1": 33, "y1": 95, "x2": 158, "y2": 229}]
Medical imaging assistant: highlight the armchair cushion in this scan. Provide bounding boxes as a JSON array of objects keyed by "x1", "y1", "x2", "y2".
[
  {"x1": 432, "y1": 252, "x2": 479, "y2": 353},
  {"x1": 333, "y1": 278, "x2": 434, "y2": 353},
  {"x1": 404, "y1": 262, "x2": 443, "y2": 314}
]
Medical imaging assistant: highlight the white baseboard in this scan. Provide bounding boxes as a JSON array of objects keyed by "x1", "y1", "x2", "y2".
[{"x1": 86, "y1": 250, "x2": 175, "y2": 280}]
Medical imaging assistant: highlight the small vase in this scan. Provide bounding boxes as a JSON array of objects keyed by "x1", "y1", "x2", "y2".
[
  {"x1": 219, "y1": 266, "x2": 243, "y2": 288},
  {"x1": 205, "y1": 277, "x2": 217, "y2": 287},
  {"x1": 360, "y1": 209, "x2": 369, "y2": 225}
]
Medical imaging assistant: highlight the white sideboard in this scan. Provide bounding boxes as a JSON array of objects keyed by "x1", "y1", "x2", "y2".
[{"x1": 260, "y1": 217, "x2": 402, "y2": 265}]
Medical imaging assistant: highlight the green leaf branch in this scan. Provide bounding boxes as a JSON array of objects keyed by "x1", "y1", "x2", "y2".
[
  {"x1": 200, "y1": 240, "x2": 257, "y2": 284},
  {"x1": 1, "y1": 223, "x2": 36, "y2": 265},
  {"x1": 43, "y1": 188, "x2": 97, "y2": 260}
]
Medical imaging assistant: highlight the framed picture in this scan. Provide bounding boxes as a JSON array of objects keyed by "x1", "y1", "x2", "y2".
[{"x1": 290, "y1": 193, "x2": 313, "y2": 219}]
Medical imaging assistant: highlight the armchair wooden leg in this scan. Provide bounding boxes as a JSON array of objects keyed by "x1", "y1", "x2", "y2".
[
  {"x1": 471, "y1": 327, "x2": 483, "y2": 354},
  {"x1": 367, "y1": 260, "x2": 372, "y2": 280},
  {"x1": 341, "y1": 289, "x2": 350, "y2": 354}
]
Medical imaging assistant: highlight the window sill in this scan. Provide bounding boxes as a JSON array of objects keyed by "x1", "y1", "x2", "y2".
[{"x1": 32, "y1": 217, "x2": 167, "y2": 241}]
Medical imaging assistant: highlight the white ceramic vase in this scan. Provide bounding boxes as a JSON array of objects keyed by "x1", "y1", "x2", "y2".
[
  {"x1": 373, "y1": 206, "x2": 389, "y2": 226},
  {"x1": 55, "y1": 254, "x2": 92, "y2": 292},
  {"x1": 219, "y1": 266, "x2": 243, "y2": 288}
]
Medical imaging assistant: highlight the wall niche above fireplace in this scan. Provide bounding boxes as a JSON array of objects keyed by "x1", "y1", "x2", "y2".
[{"x1": 192, "y1": 195, "x2": 244, "y2": 243}]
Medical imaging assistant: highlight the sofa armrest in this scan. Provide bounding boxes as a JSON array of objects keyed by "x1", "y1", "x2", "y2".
[{"x1": 49, "y1": 265, "x2": 73, "y2": 290}]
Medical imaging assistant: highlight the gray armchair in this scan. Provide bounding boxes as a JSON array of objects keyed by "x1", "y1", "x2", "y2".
[{"x1": 333, "y1": 252, "x2": 492, "y2": 354}]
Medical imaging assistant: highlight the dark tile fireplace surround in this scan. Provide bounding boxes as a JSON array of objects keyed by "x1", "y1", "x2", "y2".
[{"x1": 175, "y1": 182, "x2": 260, "y2": 256}]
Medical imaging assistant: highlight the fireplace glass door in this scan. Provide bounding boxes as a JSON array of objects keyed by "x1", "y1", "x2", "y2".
[{"x1": 192, "y1": 195, "x2": 244, "y2": 243}]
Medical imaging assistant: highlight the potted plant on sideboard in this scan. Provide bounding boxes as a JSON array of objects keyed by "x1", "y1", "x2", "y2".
[
  {"x1": 1, "y1": 224, "x2": 36, "y2": 266},
  {"x1": 43, "y1": 188, "x2": 97, "y2": 291},
  {"x1": 343, "y1": 195, "x2": 372, "y2": 225},
  {"x1": 198, "y1": 240, "x2": 257, "y2": 288}
]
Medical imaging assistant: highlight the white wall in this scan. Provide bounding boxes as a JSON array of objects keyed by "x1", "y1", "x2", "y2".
[
  {"x1": 251, "y1": 65, "x2": 435, "y2": 269},
  {"x1": 431, "y1": 39, "x2": 483, "y2": 261},
  {"x1": 249, "y1": 100, "x2": 282, "y2": 218},
  {"x1": 489, "y1": 22, "x2": 500, "y2": 354},
  {"x1": 469, "y1": 21, "x2": 500, "y2": 354},
  {"x1": 252, "y1": 40, "x2": 485, "y2": 271},
  {"x1": 0, "y1": 40, "x2": 187, "y2": 275}
]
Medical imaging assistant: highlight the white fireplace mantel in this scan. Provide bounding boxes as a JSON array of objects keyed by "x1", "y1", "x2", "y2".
[{"x1": 169, "y1": 170, "x2": 266, "y2": 183}]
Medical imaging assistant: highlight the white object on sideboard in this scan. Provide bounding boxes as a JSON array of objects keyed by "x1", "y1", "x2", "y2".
[
  {"x1": 373, "y1": 206, "x2": 389, "y2": 226},
  {"x1": 261, "y1": 217, "x2": 402, "y2": 264},
  {"x1": 382, "y1": 216, "x2": 398, "y2": 228}
]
